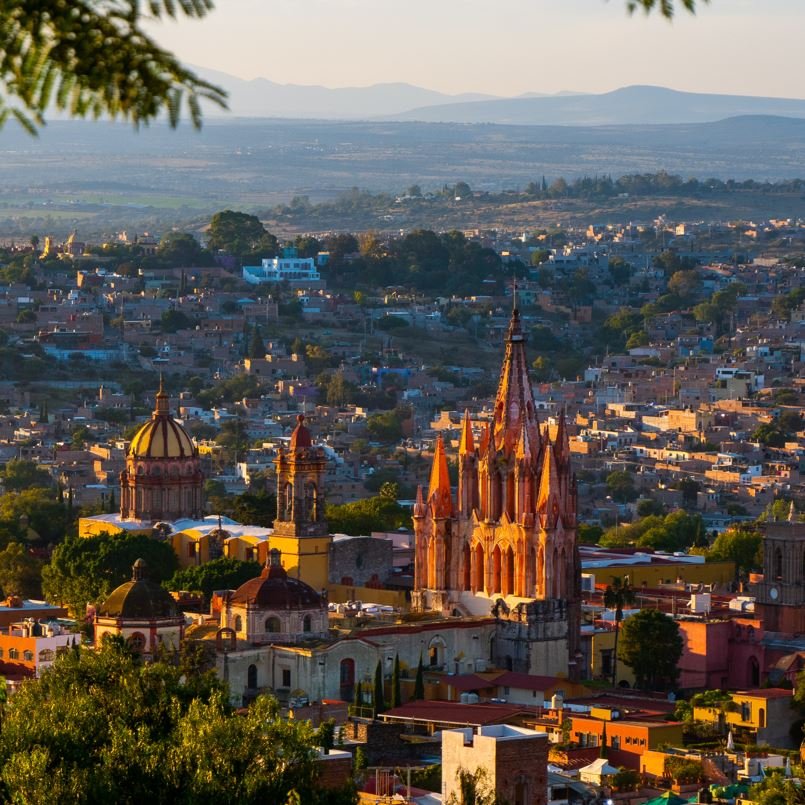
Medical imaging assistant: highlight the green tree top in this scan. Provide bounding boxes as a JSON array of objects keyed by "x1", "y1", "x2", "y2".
[
  {"x1": 619, "y1": 608, "x2": 683, "y2": 691},
  {"x1": 0, "y1": 0, "x2": 226, "y2": 133}
]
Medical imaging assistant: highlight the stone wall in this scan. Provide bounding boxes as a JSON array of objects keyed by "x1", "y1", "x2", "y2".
[{"x1": 329, "y1": 535, "x2": 394, "y2": 588}]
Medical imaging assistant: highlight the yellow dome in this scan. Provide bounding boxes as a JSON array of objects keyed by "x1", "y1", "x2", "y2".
[
  {"x1": 128, "y1": 384, "x2": 196, "y2": 459},
  {"x1": 129, "y1": 415, "x2": 196, "y2": 459}
]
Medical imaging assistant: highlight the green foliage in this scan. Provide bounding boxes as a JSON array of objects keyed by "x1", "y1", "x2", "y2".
[
  {"x1": 747, "y1": 773, "x2": 805, "y2": 805},
  {"x1": 164, "y1": 557, "x2": 262, "y2": 604},
  {"x1": 207, "y1": 210, "x2": 278, "y2": 260},
  {"x1": 0, "y1": 487, "x2": 69, "y2": 543},
  {"x1": 366, "y1": 408, "x2": 410, "y2": 444},
  {"x1": 577, "y1": 523, "x2": 603, "y2": 544},
  {"x1": 612, "y1": 767, "x2": 640, "y2": 792},
  {"x1": 325, "y1": 495, "x2": 409, "y2": 536},
  {"x1": 636, "y1": 498, "x2": 665, "y2": 517},
  {"x1": 157, "y1": 232, "x2": 210, "y2": 267},
  {"x1": 0, "y1": 541, "x2": 42, "y2": 598},
  {"x1": 160, "y1": 309, "x2": 197, "y2": 333},
  {"x1": 601, "y1": 510, "x2": 704, "y2": 552},
  {"x1": 606, "y1": 470, "x2": 638, "y2": 503},
  {"x1": 628, "y1": 0, "x2": 701, "y2": 19},
  {"x1": 707, "y1": 526, "x2": 762, "y2": 579},
  {"x1": 42, "y1": 532, "x2": 178, "y2": 616},
  {"x1": 619, "y1": 608, "x2": 683, "y2": 691},
  {"x1": 1, "y1": 458, "x2": 53, "y2": 491},
  {"x1": 752, "y1": 421, "x2": 786, "y2": 447},
  {"x1": 0, "y1": 642, "x2": 353, "y2": 804},
  {"x1": 0, "y1": 0, "x2": 226, "y2": 133}
]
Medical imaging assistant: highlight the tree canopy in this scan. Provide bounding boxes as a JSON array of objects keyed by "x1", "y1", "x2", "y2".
[
  {"x1": 618, "y1": 608, "x2": 683, "y2": 691},
  {"x1": 325, "y1": 495, "x2": 409, "y2": 536},
  {"x1": 0, "y1": 0, "x2": 226, "y2": 133},
  {"x1": 206, "y1": 210, "x2": 278, "y2": 260},
  {"x1": 42, "y1": 532, "x2": 178, "y2": 617},
  {"x1": 165, "y1": 557, "x2": 262, "y2": 605},
  {"x1": 0, "y1": 642, "x2": 354, "y2": 804}
]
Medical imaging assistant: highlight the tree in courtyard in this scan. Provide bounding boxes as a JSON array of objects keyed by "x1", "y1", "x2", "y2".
[
  {"x1": 618, "y1": 608, "x2": 683, "y2": 691},
  {"x1": 603, "y1": 576, "x2": 635, "y2": 687},
  {"x1": 0, "y1": 0, "x2": 226, "y2": 133}
]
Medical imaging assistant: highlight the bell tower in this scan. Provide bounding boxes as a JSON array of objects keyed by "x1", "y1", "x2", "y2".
[
  {"x1": 271, "y1": 415, "x2": 331, "y2": 590},
  {"x1": 755, "y1": 503, "x2": 805, "y2": 634}
]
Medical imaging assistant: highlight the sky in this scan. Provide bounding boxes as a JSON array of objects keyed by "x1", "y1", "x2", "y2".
[{"x1": 147, "y1": 0, "x2": 805, "y2": 99}]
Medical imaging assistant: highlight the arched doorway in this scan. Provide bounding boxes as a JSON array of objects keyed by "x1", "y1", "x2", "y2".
[{"x1": 247, "y1": 664, "x2": 258, "y2": 690}]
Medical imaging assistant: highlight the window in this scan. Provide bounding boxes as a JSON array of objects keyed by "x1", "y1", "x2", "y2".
[
  {"x1": 282, "y1": 668, "x2": 291, "y2": 687},
  {"x1": 0, "y1": 648, "x2": 4, "y2": 658},
  {"x1": 39, "y1": 649, "x2": 55, "y2": 663},
  {"x1": 23, "y1": 650, "x2": 33, "y2": 662},
  {"x1": 265, "y1": 616, "x2": 281, "y2": 633},
  {"x1": 302, "y1": 615, "x2": 312, "y2": 633},
  {"x1": 187, "y1": 543, "x2": 196, "y2": 558},
  {"x1": 8, "y1": 648, "x2": 18, "y2": 660},
  {"x1": 234, "y1": 615, "x2": 242, "y2": 632},
  {"x1": 741, "y1": 703, "x2": 751, "y2": 721},
  {"x1": 611, "y1": 736, "x2": 621, "y2": 749},
  {"x1": 127, "y1": 633, "x2": 146, "y2": 653}
]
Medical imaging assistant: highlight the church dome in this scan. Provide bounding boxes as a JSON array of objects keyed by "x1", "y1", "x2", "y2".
[
  {"x1": 128, "y1": 384, "x2": 196, "y2": 459},
  {"x1": 231, "y1": 550, "x2": 322, "y2": 609},
  {"x1": 98, "y1": 559, "x2": 178, "y2": 619}
]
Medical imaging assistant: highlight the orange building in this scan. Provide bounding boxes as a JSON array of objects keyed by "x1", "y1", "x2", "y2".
[{"x1": 0, "y1": 618, "x2": 79, "y2": 680}]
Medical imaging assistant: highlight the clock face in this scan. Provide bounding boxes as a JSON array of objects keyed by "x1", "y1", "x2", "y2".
[{"x1": 770, "y1": 587, "x2": 779, "y2": 600}]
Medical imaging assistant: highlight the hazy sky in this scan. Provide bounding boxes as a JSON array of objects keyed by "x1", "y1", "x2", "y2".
[{"x1": 149, "y1": 0, "x2": 804, "y2": 98}]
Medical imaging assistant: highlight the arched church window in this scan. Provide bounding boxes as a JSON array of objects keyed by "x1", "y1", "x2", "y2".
[
  {"x1": 302, "y1": 615, "x2": 312, "y2": 633},
  {"x1": 283, "y1": 483, "x2": 293, "y2": 520},
  {"x1": 266, "y1": 616, "x2": 281, "y2": 633},
  {"x1": 305, "y1": 481, "x2": 318, "y2": 522},
  {"x1": 774, "y1": 547, "x2": 783, "y2": 580},
  {"x1": 234, "y1": 615, "x2": 242, "y2": 632},
  {"x1": 127, "y1": 632, "x2": 146, "y2": 653}
]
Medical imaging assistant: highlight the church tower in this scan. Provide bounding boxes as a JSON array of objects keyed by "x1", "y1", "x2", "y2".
[
  {"x1": 119, "y1": 381, "x2": 204, "y2": 522},
  {"x1": 412, "y1": 308, "x2": 581, "y2": 677},
  {"x1": 271, "y1": 415, "x2": 331, "y2": 590},
  {"x1": 755, "y1": 503, "x2": 805, "y2": 634}
]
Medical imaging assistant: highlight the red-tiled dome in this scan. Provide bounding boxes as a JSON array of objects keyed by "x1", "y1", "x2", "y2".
[
  {"x1": 230, "y1": 557, "x2": 322, "y2": 609},
  {"x1": 289, "y1": 414, "x2": 312, "y2": 450}
]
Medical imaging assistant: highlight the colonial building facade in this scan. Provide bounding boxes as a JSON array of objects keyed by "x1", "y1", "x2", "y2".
[{"x1": 412, "y1": 308, "x2": 581, "y2": 677}]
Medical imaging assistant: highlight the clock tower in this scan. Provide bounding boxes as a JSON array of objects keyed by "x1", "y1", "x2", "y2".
[{"x1": 755, "y1": 503, "x2": 805, "y2": 634}]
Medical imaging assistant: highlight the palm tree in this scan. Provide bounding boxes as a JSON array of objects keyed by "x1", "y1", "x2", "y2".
[{"x1": 604, "y1": 576, "x2": 635, "y2": 687}]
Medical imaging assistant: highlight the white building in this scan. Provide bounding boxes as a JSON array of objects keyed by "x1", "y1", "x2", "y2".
[{"x1": 242, "y1": 248, "x2": 323, "y2": 287}]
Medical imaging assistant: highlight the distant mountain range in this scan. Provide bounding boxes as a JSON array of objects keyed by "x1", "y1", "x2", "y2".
[
  {"x1": 196, "y1": 68, "x2": 805, "y2": 126},
  {"x1": 195, "y1": 67, "x2": 497, "y2": 120}
]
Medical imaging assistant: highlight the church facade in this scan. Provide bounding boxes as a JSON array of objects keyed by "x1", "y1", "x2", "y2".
[{"x1": 412, "y1": 308, "x2": 582, "y2": 678}]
